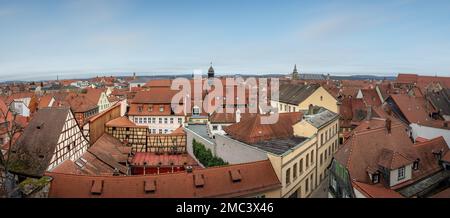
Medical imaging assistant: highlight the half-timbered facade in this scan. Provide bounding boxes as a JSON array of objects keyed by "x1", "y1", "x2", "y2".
[
  {"x1": 8, "y1": 108, "x2": 89, "y2": 178},
  {"x1": 106, "y1": 116, "x2": 187, "y2": 153}
]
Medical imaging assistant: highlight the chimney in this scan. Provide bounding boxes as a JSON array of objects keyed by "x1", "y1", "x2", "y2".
[
  {"x1": 186, "y1": 165, "x2": 193, "y2": 173},
  {"x1": 235, "y1": 109, "x2": 241, "y2": 123},
  {"x1": 365, "y1": 106, "x2": 372, "y2": 121},
  {"x1": 386, "y1": 118, "x2": 392, "y2": 134},
  {"x1": 308, "y1": 104, "x2": 314, "y2": 115}
]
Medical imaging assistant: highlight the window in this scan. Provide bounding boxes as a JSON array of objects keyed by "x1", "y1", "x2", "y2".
[
  {"x1": 331, "y1": 176, "x2": 337, "y2": 191},
  {"x1": 148, "y1": 106, "x2": 153, "y2": 112},
  {"x1": 306, "y1": 154, "x2": 310, "y2": 168},
  {"x1": 398, "y1": 166, "x2": 406, "y2": 180},
  {"x1": 310, "y1": 174, "x2": 314, "y2": 189},
  {"x1": 288, "y1": 106, "x2": 291, "y2": 112},
  {"x1": 212, "y1": 125, "x2": 218, "y2": 131},
  {"x1": 328, "y1": 147, "x2": 331, "y2": 156},
  {"x1": 193, "y1": 106, "x2": 200, "y2": 115},
  {"x1": 311, "y1": 150, "x2": 314, "y2": 164},
  {"x1": 159, "y1": 106, "x2": 164, "y2": 112},
  {"x1": 321, "y1": 134, "x2": 324, "y2": 146},
  {"x1": 170, "y1": 118, "x2": 174, "y2": 124},
  {"x1": 164, "y1": 129, "x2": 168, "y2": 134},
  {"x1": 143, "y1": 117, "x2": 147, "y2": 123},
  {"x1": 178, "y1": 118, "x2": 183, "y2": 124},
  {"x1": 320, "y1": 153, "x2": 323, "y2": 166},
  {"x1": 413, "y1": 159, "x2": 420, "y2": 170},
  {"x1": 159, "y1": 118, "x2": 162, "y2": 124},
  {"x1": 320, "y1": 96, "x2": 323, "y2": 101},
  {"x1": 164, "y1": 118, "x2": 168, "y2": 124},
  {"x1": 305, "y1": 178, "x2": 309, "y2": 192},
  {"x1": 138, "y1": 118, "x2": 143, "y2": 123},
  {"x1": 134, "y1": 118, "x2": 138, "y2": 123},
  {"x1": 372, "y1": 173, "x2": 380, "y2": 184},
  {"x1": 325, "y1": 131, "x2": 328, "y2": 141},
  {"x1": 293, "y1": 164, "x2": 298, "y2": 179},
  {"x1": 325, "y1": 150, "x2": 328, "y2": 160},
  {"x1": 299, "y1": 159, "x2": 303, "y2": 174},
  {"x1": 138, "y1": 105, "x2": 143, "y2": 112},
  {"x1": 159, "y1": 129, "x2": 163, "y2": 134},
  {"x1": 286, "y1": 168, "x2": 291, "y2": 185},
  {"x1": 152, "y1": 118, "x2": 156, "y2": 123}
]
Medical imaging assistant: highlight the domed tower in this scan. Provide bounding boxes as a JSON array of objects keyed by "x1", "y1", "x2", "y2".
[
  {"x1": 292, "y1": 64, "x2": 299, "y2": 80},
  {"x1": 208, "y1": 63, "x2": 215, "y2": 78}
]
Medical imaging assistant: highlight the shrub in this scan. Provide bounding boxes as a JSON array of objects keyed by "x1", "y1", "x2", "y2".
[{"x1": 193, "y1": 139, "x2": 227, "y2": 167}]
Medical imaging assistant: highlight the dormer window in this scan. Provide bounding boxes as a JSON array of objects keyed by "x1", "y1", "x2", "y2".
[
  {"x1": 413, "y1": 159, "x2": 420, "y2": 170},
  {"x1": 372, "y1": 173, "x2": 380, "y2": 184},
  {"x1": 192, "y1": 106, "x2": 200, "y2": 116},
  {"x1": 159, "y1": 106, "x2": 164, "y2": 112},
  {"x1": 148, "y1": 105, "x2": 153, "y2": 112},
  {"x1": 433, "y1": 150, "x2": 443, "y2": 160},
  {"x1": 398, "y1": 166, "x2": 406, "y2": 180},
  {"x1": 138, "y1": 105, "x2": 143, "y2": 112}
]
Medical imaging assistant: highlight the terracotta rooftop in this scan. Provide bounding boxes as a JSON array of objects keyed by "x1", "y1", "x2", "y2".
[
  {"x1": 225, "y1": 112, "x2": 303, "y2": 145},
  {"x1": 105, "y1": 116, "x2": 137, "y2": 128},
  {"x1": 37, "y1": 95, "x2": 54, "y2": 109},
  {"x1": 46, "y1": 160, "x2": 281, "y2": 198},
  {"x1": 353, "y1": 181, "x2": 404, "y2": 198},
  {"x1": 130, "y1": 153, "x2": 199, "y2": 167},
  {"x1": 388, "y1": 94, "x2": 435, "y2": 124}
]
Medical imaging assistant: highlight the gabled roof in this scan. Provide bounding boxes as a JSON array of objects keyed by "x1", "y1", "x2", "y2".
[
  {"x1": 353, "y1": 181, "x2": 404, "y2": 198},
  {"x1": 106, "y1": 116, "x2": 137, "y2": 128},
  {"x1": 8, "y1": 108, "x2": 71, "y2": 177},
  {"x1": 46, "y1": 160, "x2": 281, "y2": 198},
  {"x1": 37, "y1": 95, "x2": 54, "y2": 109},
  {"x1": 334, "y1": 121, "x2": 419, "y2": 185},
  {"x1": 278, "y1": 84, "x2": 320, "y2": 105}
]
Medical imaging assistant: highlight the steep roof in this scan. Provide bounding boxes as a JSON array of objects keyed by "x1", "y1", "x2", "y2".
[
  {"x1": 46, "y1": 160, "x2": 281, "y2": 198},
  {"x1": 8, "y1": 108, "x2": 71, "y2": 177},
  {"x1": 334, "y1": 121, "x2": 419, "y2": 185},
  {"x1": 37, "y1": 95, "x2": 54, "y2": 109},
  {"x1": 278, "y1": 84, "x2": 320, "y2": 105},
  {"x1": 388, "y1": 94, "x2": 435, "y2": 124},
  {"x1": 426, "y1": 89, "x2": 450, "y2": 116}
]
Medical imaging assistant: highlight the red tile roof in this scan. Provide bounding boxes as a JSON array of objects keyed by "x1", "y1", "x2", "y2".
[
  {"x1": 224, "y1": 112, "x2": 302, "y2": 144},
  {"x1": 353, "y1": 181, "x2": 404, "y2": 198},
  {"x1": 37, "y1": 95, "x2": 54, "y2": 109},
  {"x1": 132, "y1": 88, "x2": 179, "y2": 104},
  {"x1": 46, "y1": 160, "x2": 281, "y2": 198},
  {"x1": 105, "y1": 116, "x2": 137, "y2": 128},
  {"x1": 130, "y1": 153, "x2": 199, "y2": 167},
  {"x1": 389, "y1": 94, "x2": 435, "y2": 124},
  {"x1": 143, "y1": 79, "x2": 172, "y2": 88}
]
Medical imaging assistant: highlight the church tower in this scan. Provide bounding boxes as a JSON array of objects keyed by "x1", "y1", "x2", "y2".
[
  {"x1": 208, "y1": 63, "x2": 215, "y2": 78},
  {"x1": 292, "y1": 64, "x2": 299, "y2": 80}
]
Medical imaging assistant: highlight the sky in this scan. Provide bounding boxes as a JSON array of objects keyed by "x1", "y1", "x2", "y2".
[{"x1": 0, "y1": 0, "x2": 450, "y2": 81}]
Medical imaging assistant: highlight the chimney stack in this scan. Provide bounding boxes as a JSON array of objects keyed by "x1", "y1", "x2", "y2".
[
  {"x1": 386, "y1": 118, "x2": 392, "y2": 134},
  {"x1": 365, "y1": 106, "x2": 372, "y2": 121},
  {"x1": 235, "y1": 109, "x2": 241, "y2": 123},
  {"x1": 308, "y1": 104, "x2": 314, "y2": 115}
]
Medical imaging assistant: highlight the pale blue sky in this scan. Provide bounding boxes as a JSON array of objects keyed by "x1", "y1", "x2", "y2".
[{"x1": 0, "y1": 0, "x2": 450, "y2": 81}]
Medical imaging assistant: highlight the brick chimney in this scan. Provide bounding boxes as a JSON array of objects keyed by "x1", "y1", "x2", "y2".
[{"x1": 386, "y1": 118, "x2": 392, "y2": 134}]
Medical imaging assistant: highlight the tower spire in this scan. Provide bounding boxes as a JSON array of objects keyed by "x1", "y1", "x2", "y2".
[{"x1": 292, "y1": 64, "x2": 299, "y2": 80}]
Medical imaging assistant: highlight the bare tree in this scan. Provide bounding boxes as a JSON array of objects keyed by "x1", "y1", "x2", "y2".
[{"x1": 0, "y1": 101, "x2": 25, "y2": 197}]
